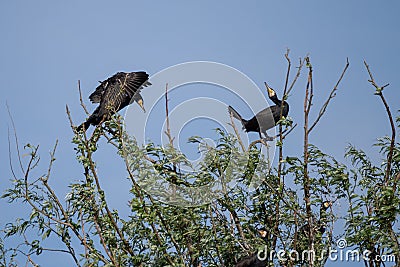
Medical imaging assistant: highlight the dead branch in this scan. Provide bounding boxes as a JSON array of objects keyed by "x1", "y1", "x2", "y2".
[
  {"x1": 6, "y1": 103, "x2": 25, "y2": 173},
  {"x1": 308, "y1": 58, "x2": 350, "y2": 133},
  {"x1": 364, "y1": 60, "x2": 395, "y2": 186},
  {"x1": 164, "y1": 83, "x2": 175, "y2": 146},
  {"x1": 7, "y1": 127, "x2": 18, "y2": 180},
  {"x1": 78, "y1": 80, "x2": 90, "y2": 115},
  {"x1": 229, "y1": 112, "x2": 246, "y2": 152}
]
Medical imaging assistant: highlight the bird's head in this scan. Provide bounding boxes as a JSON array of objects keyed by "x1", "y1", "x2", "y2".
[
  {"x1": 265, "y1": 82, "x2": 277, "y2": 99},
  {"x1": 258, "y1": 228, "x2": 268, "y2": 238},
  {"x1": 137, "y1": 98, "x2": 145, "y2": 112},
  {"x1": 322, "y1": 201, "x2": 332, "y2": 210},
  {"x1": 133, "y1": 93, "x2": 146, "y2": 113}
]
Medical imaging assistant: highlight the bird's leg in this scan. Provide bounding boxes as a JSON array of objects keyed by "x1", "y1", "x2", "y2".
[{"x1": 261, "y1": 131, "x2": 274, "y2": 142}]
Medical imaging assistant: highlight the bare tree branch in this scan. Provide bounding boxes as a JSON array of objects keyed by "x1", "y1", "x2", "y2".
[
  {"x1": 228, "y1": 112, "x2": 246, "y2": 152},
  {"x1": 308, "y1": 58, "x2": 350, "y2": 133},
  {"x1": 6, "y1": 103, "x2": 25, "y2": 173},
  {"x1": 364, "y1": 60, "x2": 395, "y2": 186},
  {"x1": 78, "y1": 80, "x2": 90, "y2": 115},
  {"x1": 164, "y1": 83, "x2": 175, "y2": 146}
]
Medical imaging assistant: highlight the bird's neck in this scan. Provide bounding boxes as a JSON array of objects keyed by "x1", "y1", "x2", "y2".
[{"x1": 270, "y1": 95, "x2": 283, "y2": 106}]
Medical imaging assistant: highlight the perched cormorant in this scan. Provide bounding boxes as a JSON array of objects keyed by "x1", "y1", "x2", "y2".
[
  {"x1": 228, "y1": 84, "x2": 289, "y2": 140},
  {"x1": 234, "y1": 228, "x2": 268, "y2": 267},
  {"x1": 77, "y1": 71, "x2": 151, "y2": 131},
  {"x1": 296, "y1": 201, "x2": 332, "y2": 240},
  {"x1": 290, "y1": 201, "x2": 332, "y2": 265}
]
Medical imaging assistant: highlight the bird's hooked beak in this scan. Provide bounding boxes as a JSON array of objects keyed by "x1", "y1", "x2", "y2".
[
  {"x1": 137, "y1": 99, "x2": 146, "y2": 113},
  {"x1": 267, "y1": 87, "x2": 276, "y2": 99},
  {"x1": 265, "y1": 82, "x2": 276, "y2": 98}
]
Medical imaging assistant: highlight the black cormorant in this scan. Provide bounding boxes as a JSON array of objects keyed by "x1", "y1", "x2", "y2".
[
  {"x1": 77, "y1": 71, "x2": 151, "y2": 131},
  {"x1": 234, "y1": 228, "x2": 268, "y2": 267},
  {"x1": 296, "y1": 201, "x2": 332, "y2": 241},
  {"x1": 290, "y1": 201, "x2": 332, "y2": 265},
  {"x1": 228, "y1": 84, "x2": 288, "y2": 140}
]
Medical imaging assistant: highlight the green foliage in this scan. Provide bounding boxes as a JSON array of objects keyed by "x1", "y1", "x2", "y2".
[
  {"x1": 344, "y1": 130, "x2": 400, "y2": 265},
  {"x1": 0, "y1": 117, "x2": 347, "y2": 267},
  {"x1": 2, "y1": 60, "x2": 398, "y2": 267}
]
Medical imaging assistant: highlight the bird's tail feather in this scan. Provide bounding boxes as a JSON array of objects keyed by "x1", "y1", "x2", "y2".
[{"x1": 228, "y1": 106, "x2": 247, "y2": 130}]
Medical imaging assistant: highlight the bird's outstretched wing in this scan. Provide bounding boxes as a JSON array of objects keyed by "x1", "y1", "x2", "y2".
[
  {"x1": 89, "y1": 81, "x2": 108, "y2": 103},
  {"x1": 88, "y1": 72, "x2": 149, "y2": 106},
  {"x1": 124, "y1": 72, "x2": 151, "y2": 98}
]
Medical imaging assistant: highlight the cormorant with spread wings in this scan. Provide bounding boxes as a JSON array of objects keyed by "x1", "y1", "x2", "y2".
[{"x1": 77, "y1": 71, "x2": 151, "y2": 131}]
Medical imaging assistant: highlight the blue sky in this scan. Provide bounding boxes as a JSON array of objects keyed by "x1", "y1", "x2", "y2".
[{"x1": 1, "y1": 1, "x2": 400, "y2": 266}]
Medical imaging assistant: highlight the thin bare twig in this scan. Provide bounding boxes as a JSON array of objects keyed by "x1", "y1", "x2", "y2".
[
  {"x1": 44, "y1": 140, "x2": 58, "y2": 182},
  {"x1": 308, "y1": 58, "x2": 350, "y2": 133},
  {"x1": 286, "y1": 56, "x2": 306, "y2": 96},
  {"x1": 65, "y1": 105, "x2": 78, "y2": 136},
  {"x1": 6, "y1": 103, "x2": 25, "y2": 173},
  {"x1": 364, "y1": 60, "x2": 395, "y2": 185},
  {"x1": 279, "y1": 123, "x2": 297, "y2": 140},
  {"x1": 248, "y1": 138, "x2": 270, "y2": 151},
  {"x1": 78, "y1": 80, "x2": 90, "y2": 115},
  {"x1": 283, "y1": 49, "x2": 291, "y2": 96},
  {"x1": 228, "y1": 112, "x2": 246, "y2": 152},
  {"x1": 7, "y1": 127, "x2": 18, "y2": 180},
  {"x1": 164, "y1": 83, "x2": 175, "y2": 145}
]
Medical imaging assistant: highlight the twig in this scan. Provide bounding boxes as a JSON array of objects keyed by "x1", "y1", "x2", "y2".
[
  {"x1": 287, "y1": 57, "x2": 306, "y2": 96},
  {"x1": 78, "y1": 80, "x2": 90, "y2": 115},
  {"x1": 308, "y1": 58, "x2": 350, "y2": 133},
  {"x1": 279, "y1": 123, "x2": 297, "y2": 140},
  {"x1": 283, "y1": 49, "x2": 291, "y2": 96},
  {"x1": 248, "y1": 123, "x2": 297, "y2": 152},
  {"x1": 228, "y1": 113, "x2": 246, "y2": 152},
  {"x1": 6, "y1": 103, "x2": 25, "y2": 173},
  {"x1": 65, "y1": 105, "x2": 78, "y2": 135},
  {"x1": 22, "y1": 147, "x2": 71, "y2": 227},
  {"x1": 7, "y1": 127, "x2": 18, "y2": 180},
  {"x1": 305, "y1": 57, "x2": 314, "y2": 119},
  {"x1": 364, "y1": 60, "x2": 395, "y2": 185},
  {"x1": 26, "y1": 254, "x2": 39, "y2": 267},
  {"x1": 164, "y1": 83, "x2": 175, "y2": 145},
  {"x1": 23, "y1": 146, "x2": 106, "y2": 264},
  {"x1": 44, "y1": 140, "x2": 58, "y2": 182},
  {"x1": 247, "y1": 138, "x2": 270, "y2": 151}
]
